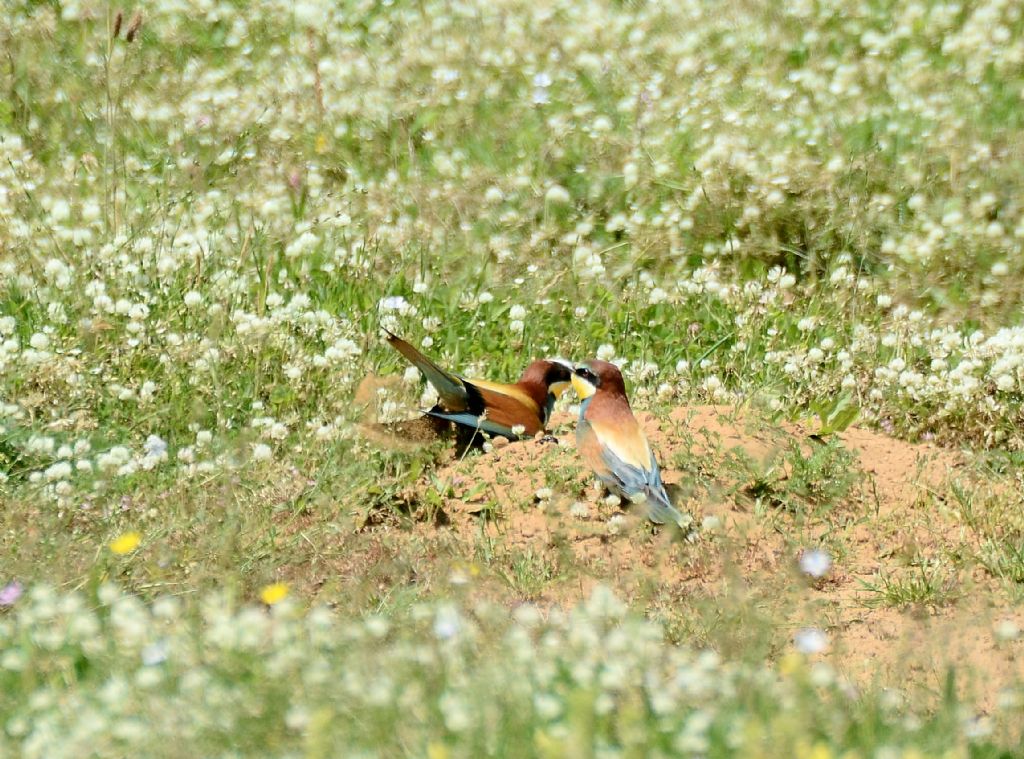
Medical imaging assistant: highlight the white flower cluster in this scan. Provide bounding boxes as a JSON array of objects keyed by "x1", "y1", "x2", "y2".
[{"x1": 0, "y1": 583, "x2": 983, "y2": 756}]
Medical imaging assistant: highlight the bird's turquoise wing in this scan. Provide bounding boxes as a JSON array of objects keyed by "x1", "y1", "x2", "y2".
[
  {"x1": 580, "y1": 420, "x2": 687, "y2": 528},
  {"x1": 425, "y1": 409, "x2": 525, "y2": 440}
]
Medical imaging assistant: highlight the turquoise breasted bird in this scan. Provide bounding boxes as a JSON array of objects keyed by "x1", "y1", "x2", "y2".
[
  {"x1": 571, "y1": 360, "x2": 688, "y2": 528},
  {"x1": 385, "y1": 330, "x2": 573, "y2": 441}
]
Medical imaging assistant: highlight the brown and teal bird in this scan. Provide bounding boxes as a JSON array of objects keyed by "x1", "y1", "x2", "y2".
[
  {"x1": 571, "y1": 359, "x2": 688, "y2": 528},
  {"x1": 385, "y1": 331, "x2": 573, "y2": 441}
]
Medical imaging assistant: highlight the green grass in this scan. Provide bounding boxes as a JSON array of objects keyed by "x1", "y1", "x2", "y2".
[
  {"x1": 3, "y1": 0, "x2": 1024, "y2": 755},
  {"x1": 741, "y1": 437, "x2": 860, "y2": 516},
  {"x1": 860, "y1": 564, "x2": 961, "y2": 610}
]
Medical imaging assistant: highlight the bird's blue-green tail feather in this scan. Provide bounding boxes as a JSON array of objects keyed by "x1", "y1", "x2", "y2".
[
  {"x1": 647, "y1": 487, "x2": 690, "y2": 530},
  {"x1": 385, "y1": 331, "x2": 468, "y2": 409}
]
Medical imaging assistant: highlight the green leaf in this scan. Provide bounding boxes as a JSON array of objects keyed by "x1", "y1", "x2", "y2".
[{"x1": 811, "y1": 392, "x2": 860, "y2": 436}]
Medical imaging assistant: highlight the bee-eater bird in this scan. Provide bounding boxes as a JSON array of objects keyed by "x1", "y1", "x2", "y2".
[
  {"x1": 571, "y1": 360, "x2": 688, "y2": 528},
  {"x1": 384, "y1": 330, "x2": 573, "y2": 441}
]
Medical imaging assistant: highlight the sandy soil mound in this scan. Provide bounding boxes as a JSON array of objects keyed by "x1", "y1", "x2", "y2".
[{"x1": 349, "y1": 402, "x2": 1020, "y2": 709}]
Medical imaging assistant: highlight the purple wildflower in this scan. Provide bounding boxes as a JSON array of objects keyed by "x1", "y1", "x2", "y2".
[{"x1": 0, "y1": 581, "x2": 23, "y2": 606}]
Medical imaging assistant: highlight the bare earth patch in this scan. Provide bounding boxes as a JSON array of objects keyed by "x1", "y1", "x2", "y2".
[{"x1": 345, "y1": 403, "x2": 1024, "y2": 709}]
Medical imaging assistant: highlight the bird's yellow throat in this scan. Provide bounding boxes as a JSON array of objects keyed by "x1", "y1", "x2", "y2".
[
  {"x1": 549, "y1": 381, "x2": 571, "y2": 398},
  {"x1": 571, "y1": 374, "x2": 597, "y2": 399}
]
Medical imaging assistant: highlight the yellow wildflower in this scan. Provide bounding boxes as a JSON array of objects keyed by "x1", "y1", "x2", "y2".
[
  {"x1": 796, "y1": 741, "x2": 834, "y2": 759},
  {"x1": 110, "y1": 532, "x2": 141, "y2": 555},
  {"x1": 260, "y1": 582, "x2": 289, "y2": 605},
  {"x1": 426, "y1": 742, "x2": 450, "y2": 759},
  {"x1": 778, "y1": 652, "x2": 804, "y2": 677}
]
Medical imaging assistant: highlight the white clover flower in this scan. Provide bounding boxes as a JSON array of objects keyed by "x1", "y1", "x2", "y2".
[
  {"x1": 607, "y1": 514, "x2": 626, "y2": 535},
  {"x1": 143, "y1": 435, "x2": 168, "y2": 459},
  {"x1": 997, "y1": 689, "x2": 1023, "y2": 711},
  {"x1": 402, "y1": 366, "x2": 421, "y2": 385},
  {"x1": 50, "y1": 199, "x2": 72, "y2": 222},
  {"x1": 800, "y1": 549, "x2": 832, "y2": 578},
  {"x1": 829, "y1": 267, "x2": 849, "y2": 284},
  {"x1": 794, "y1": 627, "x2": 828, "y2": 654},
  {"x1": 569, "y1": 502, "x2": 590, "y2": 519},
  {"x1": 439, "y1": 692, "x2": 473, "y2": 732},
  {"x1": 139, "y1": 381, "x2": 157, "y2": 403},
  {"x1": 44, "y1": 461, "x2": 73, "y2": 481},
  {"x1": 128, "y1": 303, "x2": 149, "y2": 320},
  {"x1": 378, "y1": 295, "x2": 415, "y2": 315},
  {"x1": 433, "y1": 605, "x2": 462, "y2": 640},
  {"x1": 596, "y1": 344, "x2": 615, "y2": 361},
  {"x1": 544, "y1": 185, "x2": 571, "y2": 205},
  {"x1": 995, "y1": 620, "x2": 1020, "y2": 641},
  {"x1": 251, "y1": 443, "x2": 273, "y2": 462},
  {"x1": 584, "y1": 585, "x2": 626, "y2": 621},
  {"x1": 534, "y1": 693, "x2": 562, "y2": 720},
  {"x1": 602, "y1": 490, "x2": 623, "y2": 507},
  {"x1": 701, "y1": 515, "x2": 721, "y2": 531},
  {"x1": 420, "y1": 385, "x2": 439, "y2": 409},
  {"x1": 605, "y1": 213, "x2": 627, "y2": 233},
  {"x1": 675, "y1": 709, "x2": 713, "y2": 753},
  {"x1": 623, "y1": 161, "x2": 639, "y2": 189},
  {"x1": 509, "y1": 304, "x2": 527, "y2": 321},
  {"x1": 964, "y1": 715, "x2": 993, "y2": 740}
]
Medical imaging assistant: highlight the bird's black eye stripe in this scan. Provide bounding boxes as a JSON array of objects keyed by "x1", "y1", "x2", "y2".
[
  {"x1": 548, "y1": 362, "x2": 572, "y2": 381},
  {"x1": 576, "y1": 367, "x2": 598, "y2": 382}
]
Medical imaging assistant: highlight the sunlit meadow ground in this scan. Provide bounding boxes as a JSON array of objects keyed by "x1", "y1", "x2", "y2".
[{"x1": 3, "y1": 0, "x2": 1024, "y2": 756}]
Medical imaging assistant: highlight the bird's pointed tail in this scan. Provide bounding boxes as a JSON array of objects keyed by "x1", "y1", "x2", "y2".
[
  {"x1": 645, "y1": 487, "x2": 692, "y2": 532},
  {"x1": 384, "y1": 330, "x2": 468, "y2": 410}
]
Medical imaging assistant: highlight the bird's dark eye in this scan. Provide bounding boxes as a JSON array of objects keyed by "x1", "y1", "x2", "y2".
[{"x1": 577, "y1": 367, "x2": 598, "y2": 383}]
